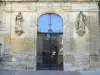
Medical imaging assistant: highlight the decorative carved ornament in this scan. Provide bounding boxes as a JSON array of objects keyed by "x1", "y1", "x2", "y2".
[
  {"x1": 76, "y1": 11, "x2": 87, "y2": 36},
  {"x1": 15, "y1": 12, "x2": 24, "y2": 36}
]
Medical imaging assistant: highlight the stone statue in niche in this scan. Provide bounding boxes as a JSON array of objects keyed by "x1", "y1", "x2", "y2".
[
  {"x1": 76, "y1": 11, "x2": 87, "y2": 36},
  {"x1": 15, "y1": 12, "x2": 24, "y2": 36}
]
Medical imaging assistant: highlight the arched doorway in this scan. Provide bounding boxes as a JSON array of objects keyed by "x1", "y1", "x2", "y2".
[{"x1": 37, "y1": 13, "x2": 63, "y2": 70}]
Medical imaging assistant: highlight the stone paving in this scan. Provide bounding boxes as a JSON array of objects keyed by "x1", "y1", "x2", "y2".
[
  {"x1": 0, "y1": 69, "x2": 100, "y2": 75},
  {"x1": 0, "y1": 70, "x2": 81, "y2": 75}
]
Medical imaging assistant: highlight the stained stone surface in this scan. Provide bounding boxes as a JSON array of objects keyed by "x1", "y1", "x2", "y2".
[{"x1": 0, "y1": 1, "x2": 99, "y2": 71}]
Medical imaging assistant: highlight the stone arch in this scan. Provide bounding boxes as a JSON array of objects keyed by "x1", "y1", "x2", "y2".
[
  {"x1": 35, "y1": 10, "x2": 64, "y2": 25},
  {"x1": 37, "y1": 13, "x2": 63, "y2": 24},
  {"x1": 37, "y1": 13, "x2": 63, "y2": 33}
]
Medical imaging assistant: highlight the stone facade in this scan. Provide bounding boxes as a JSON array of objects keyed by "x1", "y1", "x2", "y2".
[{"x1": 0, "y1": 1, "x2": 100, "y2": 71}]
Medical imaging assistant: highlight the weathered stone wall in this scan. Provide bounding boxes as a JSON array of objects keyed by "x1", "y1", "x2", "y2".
[
  {"x1": 0, "y1": 2, "x2": 37, "y2": 70},
  {"x1": 0, "y1": 1, "x2": 99, "y2": 71}
]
